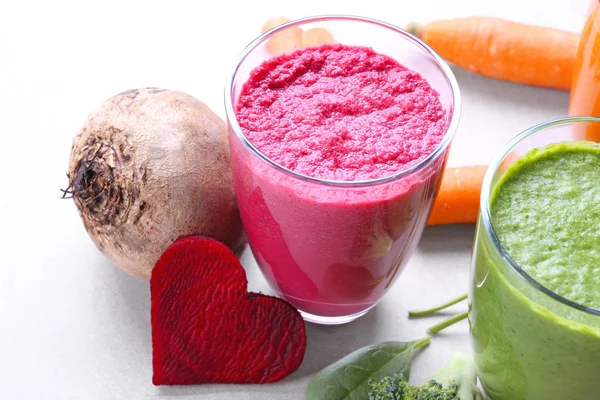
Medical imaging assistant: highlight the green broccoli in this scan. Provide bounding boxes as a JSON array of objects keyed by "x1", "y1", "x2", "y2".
[{"x1": 368, "y1": 352, "x2": 483, "y2": 400}]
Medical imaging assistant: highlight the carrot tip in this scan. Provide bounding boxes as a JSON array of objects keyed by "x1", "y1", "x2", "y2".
[{"x1": 406, "y1": 22, "x2": 423, "y2": 38}]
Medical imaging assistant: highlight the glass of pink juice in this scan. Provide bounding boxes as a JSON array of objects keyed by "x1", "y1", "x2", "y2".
[{"x1": 225, "y1": 16, "x2": 460, "y2": 324}]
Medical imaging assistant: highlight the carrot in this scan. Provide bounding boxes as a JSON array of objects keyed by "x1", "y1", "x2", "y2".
[
  {"x1": 427, "y1": 165, "x2": 488, "y2": 226},
  {"x1": 262, "y1": 17, "x2": 303, "y2": 57},
  {"x1": 262, "y1": 17, "x2": 336, "y2": 56},
  {"x1": 569, "y1": 2, "x2": 600, "y2": 142},
  {"x1": 302, "y1": 28, "x2": 336, "y2": 48},
  {"x1": 262, "y1": 16, "x2": 292, "y2": 34},
  {"x1": 407, "y1": 17, "x2": 578, "y2": 91}
]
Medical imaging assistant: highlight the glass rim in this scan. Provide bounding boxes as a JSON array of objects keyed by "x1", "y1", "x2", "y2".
[
  {"x1": 480, "y1": 115, "x2": 600, "y2": 317},
  {"x1": 223, "y1": 14, "x2": 461, "y2": 188}
]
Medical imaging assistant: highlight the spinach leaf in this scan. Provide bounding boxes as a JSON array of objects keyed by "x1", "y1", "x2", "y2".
[{"x1": 305, "y1": 337, "x2": 429, "y2": 400}]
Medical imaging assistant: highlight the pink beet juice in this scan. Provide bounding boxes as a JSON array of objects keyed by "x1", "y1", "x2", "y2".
[{"x1": 225, "y1": 16, "x2": 460, "y2": 324}]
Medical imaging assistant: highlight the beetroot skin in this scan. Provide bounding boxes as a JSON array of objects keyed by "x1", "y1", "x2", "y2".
[{"x1": 150, "y1": 236, "x2": 307, "y2": 385}]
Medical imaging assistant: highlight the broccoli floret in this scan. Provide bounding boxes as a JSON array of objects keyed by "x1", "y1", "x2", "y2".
[
  {"x1": 368, "y1": 374, "x2": 457, "y2": 400},
  {"x1": 368, "y1": 353, "x2": 483, "y2": 400}
]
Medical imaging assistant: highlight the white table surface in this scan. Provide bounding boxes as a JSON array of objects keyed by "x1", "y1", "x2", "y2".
[{"x1": 0, "y1": 0, "x2": 588, "y2": 398}]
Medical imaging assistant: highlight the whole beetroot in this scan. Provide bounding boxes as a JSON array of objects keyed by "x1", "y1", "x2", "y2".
[{"x1": 66, "y1": 88, "x2": 245, "y2": 280}]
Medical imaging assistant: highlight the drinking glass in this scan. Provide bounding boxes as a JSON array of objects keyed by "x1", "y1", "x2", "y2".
[
  {"x1": 470, "y1": 117, "x2": 600, "y2": 399},
  {"x1": 225, "y1": 15, "x2": 460, "y2": 324}
]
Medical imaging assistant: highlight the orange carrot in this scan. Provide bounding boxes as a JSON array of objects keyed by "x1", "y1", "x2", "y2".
[
  {"x1": 302, "y1": 28, "x2": 336, "y2": 48},
  {"x1": 262, "y1": 17, "x2": 303, "y2": 57},
  {"x1": 569, "y1": 1, "x2": 600, "y2": 142},
  {"x1": 262, "y1": 17, "x2": 336, "y2": 56},
  {"x1": 427, "y1": 166, "x2": 488, "y2": 226},
  {"x1": 407, "y1": 17, "x2": 578, "y2": 91},
  {"x1": 262, "y1": 16, "x2": 291, "y2": 34}
]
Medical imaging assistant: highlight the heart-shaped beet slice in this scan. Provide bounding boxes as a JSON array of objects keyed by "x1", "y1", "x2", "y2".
[{"x1": 150, "y1": 236, "x2": 307, "y2": 385}]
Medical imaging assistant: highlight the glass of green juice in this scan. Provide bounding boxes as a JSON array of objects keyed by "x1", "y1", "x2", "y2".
[{"x1": 470, "y1": 116, "x2": 600, "y2": 400}]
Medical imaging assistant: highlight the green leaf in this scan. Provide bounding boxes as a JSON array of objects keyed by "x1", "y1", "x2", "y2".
[{"x1": 305, "y1": 337, "x2": 430, "y2": 400}]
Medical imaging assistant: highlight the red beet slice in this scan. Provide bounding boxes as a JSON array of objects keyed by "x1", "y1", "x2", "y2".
[{"x1": 150, "y1": 236, "x2": 307, "y2": 385}]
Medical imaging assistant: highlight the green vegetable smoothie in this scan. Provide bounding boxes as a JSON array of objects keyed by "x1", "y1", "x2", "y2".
[{"x1": 470, "y1": 141, "x2": 600, "y2": 400}]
